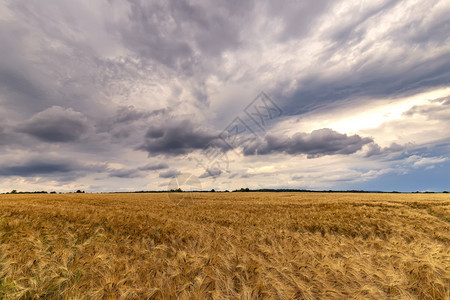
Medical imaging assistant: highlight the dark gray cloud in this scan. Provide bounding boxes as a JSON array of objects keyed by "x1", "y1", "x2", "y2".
[
  {"x1": 108, "y1": 162, "x2": 170, "y2": 178},
  {"x1": 138, "y1": 119, "x2": 220, "y2": 156},
  {"x1": 96, "y1": 106, "x2": 168, "y2": 145},
  {"x1": 243, "y1": 128, "x2": 372, "y2": 158},
  {"x1": 199, "y1": 168, "x2": 222, "y2": 178},
  {"x1": 0, "y1": 161, "x2": 73, "y2": 177},
  {"x1": 112, "y1": 106, "x2": 149, "y2": 124},
  {"x1": 365, "y1": 142, "x2": 405, "y2": 157},
  {"x1": 138, "y1": 162, "x2": 169, "y2": 171},
  {"x1": 0, "y1": 156, "x2": 106, "y2": 177},
  {"x1": 17, "y1": 106, "x2": 89, "y2": 142},
  {"x1": 159, "y1": 169, "x2": 181, "y2": 178},
  {"x1": 109, "y1": 168, "x2": 142, "y2": 179},
  {"x1": 97, "y1": 106, "x2": 166, "y2": 131}
]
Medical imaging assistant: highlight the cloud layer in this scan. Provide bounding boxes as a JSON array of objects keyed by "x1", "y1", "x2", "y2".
[{"x1": 0, "y1": 0, "x2": 449, "y2": 192}]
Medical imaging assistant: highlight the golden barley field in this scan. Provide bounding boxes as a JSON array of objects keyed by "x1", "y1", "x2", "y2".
[{"x1": 0, "y1": 192, "x2": 449, "y2": 299}]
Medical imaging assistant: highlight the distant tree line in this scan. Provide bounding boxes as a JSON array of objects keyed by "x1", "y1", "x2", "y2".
[
  {"x1": 2, "y1": 189, "x2": 449, "y2": 194},
  {"x1": 5, "y1": 190, "x2": 50, "y2": 194},
  {"x1": 3, "y1": 190, "x2": 85, "y2": 194}
]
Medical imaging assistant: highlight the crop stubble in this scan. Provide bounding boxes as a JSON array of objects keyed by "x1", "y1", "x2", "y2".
[{"x1": 0, "y1": 192, "x2": 448, "y2": 299}]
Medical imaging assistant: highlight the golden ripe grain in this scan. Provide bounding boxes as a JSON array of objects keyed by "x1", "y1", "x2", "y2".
[{"x1": 0, "y1": 193, "x2": 449, "y2": 299}]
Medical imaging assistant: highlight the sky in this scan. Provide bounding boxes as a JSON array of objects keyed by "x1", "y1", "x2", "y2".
[{"x1": 0, "y1": 0, "x2": 449, "y2": 193}]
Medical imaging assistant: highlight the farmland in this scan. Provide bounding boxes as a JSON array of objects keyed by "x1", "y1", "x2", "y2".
[{"x1": 0, "y1": 192, "x2": 449, "y2": 299}]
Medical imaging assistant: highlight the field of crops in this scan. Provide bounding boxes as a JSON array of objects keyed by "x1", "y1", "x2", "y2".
[{"x1": 0, "y1": 192, "x2": 449, "y2": 299}]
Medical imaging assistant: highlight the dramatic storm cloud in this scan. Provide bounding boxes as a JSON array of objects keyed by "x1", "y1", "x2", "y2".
[
  {"x1": 138, "y1": 119, "x2": 220, "y2": 156},
  {"x1": 18, "y1": 106, "x2": 89, "y2": 142},
  {"x1": 0, "y1": 0, "x2": 449, "y2": 192},
  {"x1": 243, "y1": 129, "x2": 373, "y2": 158}
]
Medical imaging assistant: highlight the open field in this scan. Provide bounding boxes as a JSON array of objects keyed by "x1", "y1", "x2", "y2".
[{"x1": 0, "y1": 192, "x2": 449, "y2": 299}]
